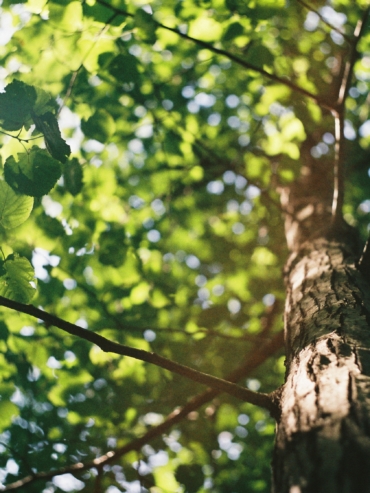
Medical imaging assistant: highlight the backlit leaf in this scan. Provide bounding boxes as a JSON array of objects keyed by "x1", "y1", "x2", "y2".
[
  {"x1": 108, "y1": 54, "x2": 140, "y2": 83},
  {"x1": 0, "y1": 401, "x2": 19, "y2": 433},
  {"x1": 134, "y1": 9, "x2": 157, "y2": 44},
  {"x1": 0, "y1": 254, "x2": 36, "y2": 303},
  {"x1": 0, "y1": 80, "x2": 36, "y2": 131},
  {"x1": 63, "y1": 158, "x2": 84, "y2": 196},
  {"x1": 81, "y1": 109, "x2": 116, "y2": 143},
  {"x1": 0, "y1": 180, "x2": 33, "y2": 229},
  {"x1": 31, "y1": 111, "x2": 71, "y2": 163},
  {"x1": 4, "y1": 148, "x2": 62, "y2": 197}
]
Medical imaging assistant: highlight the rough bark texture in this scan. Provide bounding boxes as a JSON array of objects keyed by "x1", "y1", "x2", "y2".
[{"x1": 273, "y1": 157, "x2": 370, "y2": 492}]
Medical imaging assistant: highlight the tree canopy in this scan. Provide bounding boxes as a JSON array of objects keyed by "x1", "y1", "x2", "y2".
[{"x1": 0, "y1": 0, "x2": 369, "y2": 491}]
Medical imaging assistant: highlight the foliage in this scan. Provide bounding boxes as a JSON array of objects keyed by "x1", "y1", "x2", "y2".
[{"x1": 0, "y1": 0, "x2": 368, "y2": 492}]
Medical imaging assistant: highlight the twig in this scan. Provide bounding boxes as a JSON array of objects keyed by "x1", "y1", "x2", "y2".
[
  {"x1": 95, "y1": 0, "x2": 334, "y2": 112},
  {"x1": 0, "y1": 296, "x2": 274, "y2": 411},
  {"x1": 0, "y1": 328, "x2": 283, "y2": 491},
  {"x1": 0, "y1": 130, "x2": 41, "y2": 143},
  {"x1": 297, "y1": 0, "x2": 352, "y2": 44},
  {"x1": 57, "y1": 70, "x2": 79, "y2": 116},
  {"x1": 57, "y1": 11, "x2": 118, "y2": 115}
]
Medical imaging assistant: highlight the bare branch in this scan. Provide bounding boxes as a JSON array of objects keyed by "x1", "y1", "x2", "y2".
[
  {"x1": 0, "y1": 296, "x2": 274, "y2": 411},
  {"x1": 0, "y1": 327, "x2": 283, "y2": 491}
]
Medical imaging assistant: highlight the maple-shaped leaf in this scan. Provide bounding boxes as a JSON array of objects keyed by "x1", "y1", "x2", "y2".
[
  {"x1": 4, "y1": 147, "x2": 62, "y2": 197},
  {"x1": 0, "y1": 80, "x2": 36, "y2": 131},
  {"x1": 0, "y1": 254, "x2": 36, "y2": 303},
  {"x1": 31, "y1": 111, "x2": 71, "y2": 163}
]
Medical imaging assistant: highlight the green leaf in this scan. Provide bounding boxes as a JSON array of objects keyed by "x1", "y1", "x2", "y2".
[
  {"x1": 0, "y1": 180, "x2": 33, "y2": 229},
  {"x1": 0, "y1": 254, "x2": 36, "y2": 303},
  {"x1": 0, "y1": 321, "x2": 9, "y2": 341},
  {"x1": 0, "y1": 401, "x2": 19, "y2": 433},
  {"x1": 31, "y1": 111, "x2": 71, "y2": 163},
  {"x1": 63, "y1": 158, "x2": 84, "y2": 196},
  {"x1": 2, "y1": 0, "x2": 26, "y2": 4},
  {"x1": 246, "y1": 45, "x2": 274, "y2": 68},
  {"x1": 4, "y1": 147, "x2": 62, "y2": 197},
  {"x1": 81, "y1": 109, "x2": 116, "y2": 143},
  {"x1": 175, "y1": 464, "x2": 205, "y2": 493},
  {"x1": 0, "y1": 80, "x2": 36, "y2": 131},
  {"x1": 83, "y1": 1, "x2": 126, "y2": 26},
  {"x1": 36, "y1": 212, "x2": 65, "y2": 238},
  {"x1": 108, "y1": 54, "x2": 140, "y2": 83},
  {"x1": 33, "y1": 87, "x2": 58, "y2": 116},
  {"x1": 98, "y1": 226, "x2": 127, "y2": 267},
  {"x1": 222, "y1": 22, "x2": 244, "y2": 42},
  {"x1": 134, "y1": 9, "x2": 157, "y2": 44}
]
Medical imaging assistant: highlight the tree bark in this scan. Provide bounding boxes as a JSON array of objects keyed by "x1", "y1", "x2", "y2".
[{"x1": 273, "y1": 156, "x2": 370, "y2": 492}]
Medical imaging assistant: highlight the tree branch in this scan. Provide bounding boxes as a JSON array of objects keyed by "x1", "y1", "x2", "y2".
[
  {"x1": 337, "y1": 7, "x2": 369, "y2": 108},
  {"x1": 297, "y1": 0, "x2": 352, "y2": 44},
  {"x1": 331, "y1": 8, "x2": 369, "y2": 223},
  {"x1": 0, "y1": 296, "x2": 274, "y2": 411},
  {"x1": 95, "y1": 0, "x2": 334, "y2": 112},
  {"x1": 0, "y1": 326, "x2": 283, "y2": 491},
  {"x1": 331, "y1": 111, "x2": 345, "y2": 223}
]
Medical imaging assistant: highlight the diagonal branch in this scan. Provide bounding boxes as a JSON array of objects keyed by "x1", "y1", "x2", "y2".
[
  {"x1": 297, "y1": 0, "x2": 352, "y2": 44},
  {"x1": 0, "y1": 296, "x2": 274, "y2": 412},
  {"x1": 0, "y1": 326, "x2": 283, "y2": 491},
  {"x1": 95, "y1": 0, "x2": 334, "y2": 112}
]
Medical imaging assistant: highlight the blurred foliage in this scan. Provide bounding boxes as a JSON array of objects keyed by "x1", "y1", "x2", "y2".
[{"x1": 0, "y1": 0, "x2": 368, "y2": 492}]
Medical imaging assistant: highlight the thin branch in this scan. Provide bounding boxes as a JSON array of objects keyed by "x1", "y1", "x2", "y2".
[
  {"x1": 331, "y1": 112, "x2": 344, "y2": 223},
  {"x1": 337, "y1": 8, "x2": 369, "y2": 107},
  {"x1": 0, "y1": 296, "x2": 274, "y2": 411},
  {"x1": 95, "y1": 0, "x2": 334, "y2": 112},
  {"x1": 297, "y1": 0, "x2": 352, "y2": 44},
  {"x1": 0, "y1": 130, "x2": 42, "y2": 143},
  {"x1": 57, "y1": 70, "x2": 79, "y2": 116},
  {"x1": 58, "y1": 11, "x2": 118, "y2": 115},
  {"x1": 331, "y1": 8, "x2": 369, "y2": 223},
  {"x1": 0, "y1": 327, "x2": 283, "y2": 491}
]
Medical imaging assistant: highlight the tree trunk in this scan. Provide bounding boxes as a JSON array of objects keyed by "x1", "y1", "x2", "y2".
[{"x1": 273, "y1": 156, "x2": 370, "y2": 492}]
